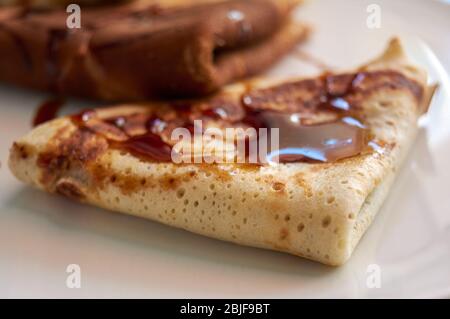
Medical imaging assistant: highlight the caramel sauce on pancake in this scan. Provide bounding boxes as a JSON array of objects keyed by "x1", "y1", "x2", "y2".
[
  {"x1": 67, "y1": 70, "x2": 423, "y2": 164},
  {"x1": 33, "y1": 97, "x2": 64, "y2": 127},
  {"x1": 117, "y1": 133, "x2": 173, "y2": 162},
  {"x1": 249, "y1": 112, "x2": 368, "y2": 163}
]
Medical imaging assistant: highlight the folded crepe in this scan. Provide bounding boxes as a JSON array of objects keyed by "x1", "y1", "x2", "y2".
[
  {"x1": 0, "y1": 0, "x2": 226, "y2": 8},
  {"x1": 9, "y1": 39, "x2": 434, "y2": 265},
  {"x1": 0, "y1": 0, "x2": 122, "y2": 7},
  {"x1": 0, "y1": 0, "x2": 308, "y2": 100}
]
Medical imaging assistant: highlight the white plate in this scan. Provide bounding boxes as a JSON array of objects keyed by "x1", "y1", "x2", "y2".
[{"x1": 1, "y1": 0, "x2": 449, "y2": 298}]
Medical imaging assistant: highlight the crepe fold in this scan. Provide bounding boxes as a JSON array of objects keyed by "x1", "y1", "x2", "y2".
[
  {"x1": 0, "y1": 0, "x2": 307, "y2": 100},
  {"x1": 0, "y1": 0, "x2": 125, "y2": 8},
  {"x1": 9, "y1": 39, "x2": 432, "y2": 266}
]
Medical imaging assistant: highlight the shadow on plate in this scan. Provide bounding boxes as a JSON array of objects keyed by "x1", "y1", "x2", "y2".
[{"x1": 5, "y1": 186, "x2": 336, "y2": 277}]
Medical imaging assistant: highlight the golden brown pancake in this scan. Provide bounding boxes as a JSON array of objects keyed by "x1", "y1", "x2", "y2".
[{"x1": 9, "y1": 39, "x2": 434, "y2": 265}]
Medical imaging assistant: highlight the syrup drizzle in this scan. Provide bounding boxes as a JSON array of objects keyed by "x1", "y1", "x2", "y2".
[
  {"x1": 258, "y1": 112, "x2": 368, "y2": 163},
  {"x1": 115, "y1": 133, "x2": 173, "y2": 162},
  {"x1": 67, "y1": 70, "x2": 422, "y2": 164},
  {"x1": 32, "y1": 98, "x2": 65, "y2": 127}
]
